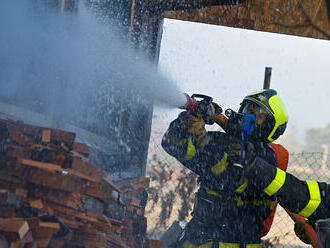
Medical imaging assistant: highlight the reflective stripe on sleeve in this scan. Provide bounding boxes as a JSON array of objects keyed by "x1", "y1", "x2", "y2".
[
  {"x1": 183, "y1": 137, "x2": 196, "y2": 160},
  {"x1": 299, "y1": 181, "x2": 321, "y2": 218},
  {"x1": 198, "y1": 242, "x2": 213, "y2": 248},
  {"x1": 211, "y1": 153, "x2": 229, "y2": 175},
  {"x1": 167, "y1": 135, "x2": 187, "y2": 146},
  {"x1": 183, "y1": 240, "x2": 261, "y2": 248},
  {"x1": 235, "y1": 178, "x2": 248, "y2": 193},
  {"x1": 264, "y1": 168, "x2": 286, "y2": 196},
  {"x1": 202, "y1": 186, "x2": 223, "y2": 200},
  {"x1": 246, "y1": 244, "x2": 262, "y2": 248},
  {"x1": 217, "y1": 243, "x2": 239, "y2": 248}
]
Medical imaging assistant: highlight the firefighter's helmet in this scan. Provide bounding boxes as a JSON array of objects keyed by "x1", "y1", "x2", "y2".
[{"x1": 238, "y1": 89, "x2": 288, "y2": 142}]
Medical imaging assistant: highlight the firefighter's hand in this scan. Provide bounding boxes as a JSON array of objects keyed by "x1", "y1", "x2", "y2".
[
  {"x1": 187, "y1": 113, "x2": 208, "y2": 143},
  {"x1": 227, "y1": 140, "x2": 256, "y2": 168},
  {"x1": 179, "y1": 112, "x2": 208, "y2": 145}
]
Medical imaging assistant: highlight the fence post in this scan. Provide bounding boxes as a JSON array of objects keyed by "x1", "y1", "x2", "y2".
[
  {"x1": 321, "y1": 144, "x2": 329, "y2": 173},
  {"x1": 263, "y1": 67, "x2": 272, "y2": 89}
]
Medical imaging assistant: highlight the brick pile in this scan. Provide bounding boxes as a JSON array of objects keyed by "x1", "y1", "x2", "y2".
[{"x1": 0, "y1": 118, "x2": 161, "y2": 248}]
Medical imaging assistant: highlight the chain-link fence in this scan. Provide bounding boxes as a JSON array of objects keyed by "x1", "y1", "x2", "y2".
[{"x1": 145, "y1": 119, "x2": 330, "y2": 247}]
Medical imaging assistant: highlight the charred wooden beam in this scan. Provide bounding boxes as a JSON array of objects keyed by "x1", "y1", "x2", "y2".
[
  {"x1": 156, "y1": 0, "x2": 246, "y2": 11},
  {"x1": 165, "y1": 0, "x2": 330, "y2": 40}
]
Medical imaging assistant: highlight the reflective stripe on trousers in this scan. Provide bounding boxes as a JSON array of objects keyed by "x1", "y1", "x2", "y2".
[{"x1": 182, "y1": 240, "x2": 261, "y2": 248}]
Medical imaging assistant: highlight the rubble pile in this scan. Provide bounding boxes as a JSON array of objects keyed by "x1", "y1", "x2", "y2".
[{"x1": 0, "y1": 119, "x2": 161, "y2": 248}]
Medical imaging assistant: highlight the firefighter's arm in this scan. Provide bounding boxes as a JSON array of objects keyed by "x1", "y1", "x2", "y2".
[
  {"x1": 161, "y1": 112, "x2": 215, "y2": 175},
  {"x1": 162, "y1": 111, "x2": 206, "y2": 154},
  {"x1": 247, "y1": 158, "x2": 330, "y2": 222}
]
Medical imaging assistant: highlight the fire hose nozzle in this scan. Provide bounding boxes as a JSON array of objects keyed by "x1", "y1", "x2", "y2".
[{"x1": 180, "y1": 93, "x2": 199, "y2": 111}]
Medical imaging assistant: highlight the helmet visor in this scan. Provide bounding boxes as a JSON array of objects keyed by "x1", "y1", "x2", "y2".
[{"x1": 241, "y1": 101, "x2": 269, "y2": 124}]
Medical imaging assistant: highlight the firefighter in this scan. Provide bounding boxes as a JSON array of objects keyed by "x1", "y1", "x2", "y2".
[{"x1": 162, "y1": 89, "x2": 289, "y2": 247}]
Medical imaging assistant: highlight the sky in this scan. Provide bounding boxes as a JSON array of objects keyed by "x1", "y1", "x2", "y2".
[{"x1": 157, "y1": 18, "x2": 330, "y2": 141}]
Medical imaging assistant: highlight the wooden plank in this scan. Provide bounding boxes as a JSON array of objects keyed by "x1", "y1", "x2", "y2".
[
  {"x1": 31, "y1": 222, "x2": 60, "y2": 248},
  {"x1": 95, "y1": 179, "x2": 120, "y2": 204},
  {"x1": 2, "y1": 119, "x2": 76, "y2": 148},
  {"x1": 16, "y1": 122, "x2": 76, "y2": 147},
  {"x1": 29, "y1": 144, "x2": 67, "y2": 165},
  {"x1": 24, "y1": 242, "x2": 38, "y2": 248},
  {"x1": 41, "y1": 130, "x2": 51, "y2": 143},
  {"x1": 72, "y1": 142, "x2": 90, "y2": 158},
  {"x1": 15, "y1": 188, "x2": 28, "y2": 198},
  {"x1": 7, "y1": 125, "x2": 34, "y2": 146},
  {"x1": 35, "y1": 238, "x2": 51, "y2": 248},
  {"x1": 47, "y1": 238, "x2": 65, "y2": 248},
  {"x1": 69, "y1": 157, "x2": 103, "y2": 183},
  {"x1": 25, "y1": 218, "x2": 40, "y2": 230},
  {"x1": 0, "y1": 159, "x2": 101, "y2": 197},
  {"x1": 0, "y1": 206, "x2": 16, "y2": 218},
  {"x1": 103, "y1": 178, "x2": 122, "y2": 193},
  {"x1": 35, "y1": 221, "x2": 60, "y2": 236},
  {"x1": 20, "y1": 159, "x2": 97, "y2": 183},
  {"x1": 28, "y1": 199, "x2": 44, "y2": 209},
  {"x1": 0, "y1": 191, "x2": 25, "y2": 208},
  {"x1": 59, "y1": 218, "x2": 84, "y2": 229},
  {"x1": 9, "y1": 241, "x2": 21, "y2": 248},
  {"x1": 31, "y1": 187, "x2": 82, "y2": 210},
  {"x1": 48, "y1": 129, "x2": 76, "y2": 148},
  {"x1": 148, "y1": 239, "x2": 162, "y2": 248},
  {"x1": 20, "y1": 231, "x2": 33, "y2": 244},
  {"x1": 48, "y1": 203, "x2": 122, "y2": 233},
  {"x1": 0, "y1": 219, "x2": 29, "y2": 241},
  {"x1": 0, "y1": 175, "x2": 26, "y2": 191},
  {"x1": 71, "y1": 228, "x2": 109, "y2": 248},
  {"x1": 2, "y1": 145, "x2": 31, "y2": 160},
  {"x1": 70, "y1": 150, "x2": 88, "y2": 163}
]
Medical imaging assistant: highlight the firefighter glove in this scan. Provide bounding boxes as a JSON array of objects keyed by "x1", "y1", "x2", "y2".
[
  {"x1": 186, "y1": 113, "x2": 208, "y2": 143},
  {"x1": 178, "y1": 111, "x2": 208, "y2": 145}
]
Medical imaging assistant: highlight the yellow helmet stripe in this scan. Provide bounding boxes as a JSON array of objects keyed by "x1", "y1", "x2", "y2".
[
  {"x1": 264, "y1": 168, "x2": 286, "y2": 196},
  {"x1": 184, "y1": 137, "x2": 196, "y2": 160},
  {"x1": 267, "y1": 94, "x2": 289, "y2": 141},
  {"x1": 299, "y1": 181, "x2": 321, "y2": 218}
]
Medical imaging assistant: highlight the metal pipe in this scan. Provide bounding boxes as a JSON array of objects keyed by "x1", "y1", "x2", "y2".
[{"x1": 263, "y1": 67, "x2": 272, "y2": 89}]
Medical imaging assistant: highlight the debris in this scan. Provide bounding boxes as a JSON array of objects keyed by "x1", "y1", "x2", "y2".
[{"x1": 0, "y1": 118, "x2": 160, "y2": 248}]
